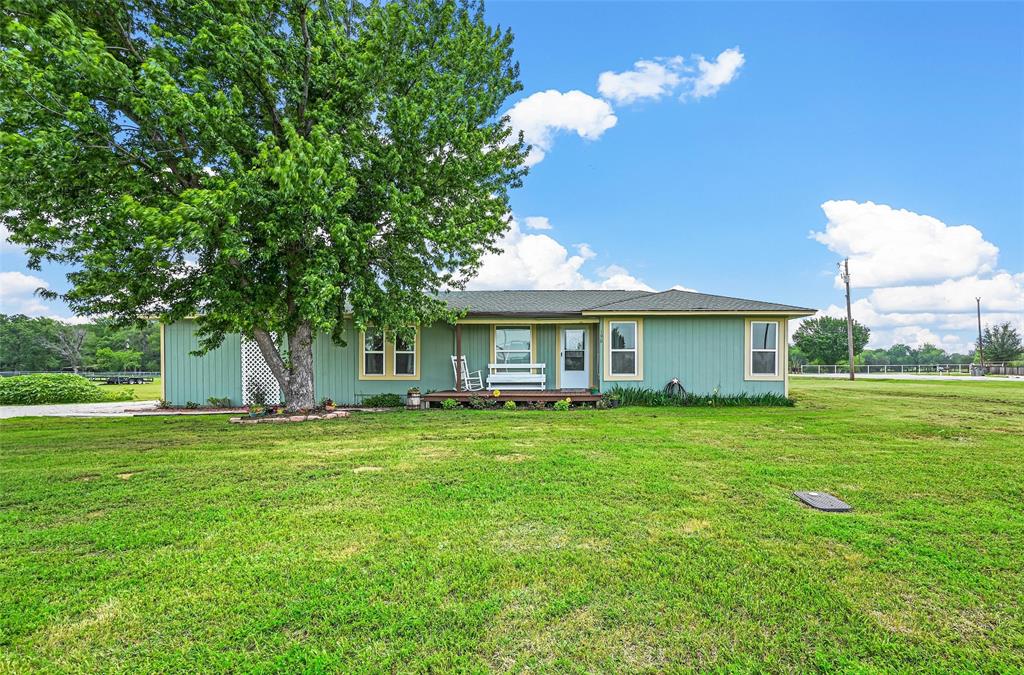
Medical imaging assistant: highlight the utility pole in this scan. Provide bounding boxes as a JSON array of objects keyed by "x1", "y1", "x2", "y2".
[
  {"x1": 976, "y1": 297, "x2": 985, "y2": 369},
  {"x1": 839, "y1": 258, "x2": 855, "y2": 381}
]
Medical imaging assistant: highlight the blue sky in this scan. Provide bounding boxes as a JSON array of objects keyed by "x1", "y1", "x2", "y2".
[{"x1": 2, "y1": 1, "x2": 1022, "y2": 352}]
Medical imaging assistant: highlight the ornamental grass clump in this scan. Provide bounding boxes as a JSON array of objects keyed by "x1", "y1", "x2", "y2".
[{"x1": 0, "y1": 374, "x2": 134, "y2": 405}]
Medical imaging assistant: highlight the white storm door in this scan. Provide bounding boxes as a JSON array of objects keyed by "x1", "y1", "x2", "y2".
[{"x1": 560, "y1": 327, "x2": 589, "y2": 389}]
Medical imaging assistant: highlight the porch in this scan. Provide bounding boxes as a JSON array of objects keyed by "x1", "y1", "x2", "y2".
[{"x1": 421, "y1": 388, "x2": 602, "y2": 406}]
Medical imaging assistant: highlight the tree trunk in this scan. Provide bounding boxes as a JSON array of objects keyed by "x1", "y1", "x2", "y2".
[{"x1": 252, "y1": 322, "x2": 316, "y2": 412}]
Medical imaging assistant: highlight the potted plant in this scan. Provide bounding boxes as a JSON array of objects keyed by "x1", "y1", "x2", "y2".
[
  {"x1": 248, "y1": 404, "x2": 266, "y2": 418},
  {"x1": 406, "y1": 387, "x2": 421, "y2": 409},
  {"x1": 322, "y1": 397, "x2": 336, "y2": 412}
]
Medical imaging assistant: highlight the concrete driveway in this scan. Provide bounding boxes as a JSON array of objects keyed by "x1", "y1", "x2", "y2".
[{"x1": 0, "y1": 400, "x2": 159, "y2": 419}]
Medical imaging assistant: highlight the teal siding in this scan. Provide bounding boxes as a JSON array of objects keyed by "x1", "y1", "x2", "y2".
[
  {"x1": 599, "y1": 316, "x2": 786, "y2": 396},
  {"x1": 313, "y1": 320, "x2": 456, "y2": 404},
  {"x1": 163, "y1": 314, "x2": 784, "y2": 405},
  {"x1": 163, "y1": 320, "x2": 242, "y2": 406}
]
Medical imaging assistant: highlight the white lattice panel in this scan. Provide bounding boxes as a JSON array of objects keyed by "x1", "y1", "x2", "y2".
[{"x1": 241, "y1": 336, "x2": 282, "y2": 405}]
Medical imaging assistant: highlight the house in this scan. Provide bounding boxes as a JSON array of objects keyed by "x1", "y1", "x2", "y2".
[{"x1": 159, "y1": 289, "x2": 816, "y2": 406}]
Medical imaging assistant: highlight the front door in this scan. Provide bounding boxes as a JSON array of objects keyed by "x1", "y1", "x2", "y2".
[{"x1": 560, "y1": 326, "x2": 589, "y2": 389}]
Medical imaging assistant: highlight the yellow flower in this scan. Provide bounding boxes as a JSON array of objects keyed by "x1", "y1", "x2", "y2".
[{"x1": 493, "y1": 389, "x2": 501, "y2": 397}]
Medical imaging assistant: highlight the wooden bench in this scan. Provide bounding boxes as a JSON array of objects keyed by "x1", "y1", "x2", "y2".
[{"x1": 486, "y1": 363, "x2": 547, "y2": 390}]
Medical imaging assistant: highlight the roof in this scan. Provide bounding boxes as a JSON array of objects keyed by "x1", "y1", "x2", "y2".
[{"x1": 439, "y1": 289, "x2": 815, "y2": 316}]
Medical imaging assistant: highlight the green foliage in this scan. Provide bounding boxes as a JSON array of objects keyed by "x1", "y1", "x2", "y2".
[
  {"x1": 185, "y1": 401, "x2": 199, "y2": 409},
  {"x1": 552, "y1": 398, "x2": 571, "y2": 411},
  {"x1": 858, "y1": 342, "x2": 975, "y2": 366},
  {"x1": 792, "y1": 316, "x2": 871, "y2": 364},
  {"x1": 605, "y1": 386, "x2": 795, "y2": 408},
  {"x1": 467, "y1": 394, "x2": 489, "y2": 409},
  {"x1": 502, "y1": 400, "x2": 517, "y2": 411},
  {"x1": 0, "y1": 373, "x2": 133, "y2": 405},
  {"x1": 207, "y1": 396, "x2": 233, "y2": 408},
  {"x1": 93, "y1": 347, "x2": 142, "y2": 372},
  {"x1": 440, "y1": 398, "x2": 460, "y2": 410},
  {"x1": 0, "y1": 314, "x2": 161, "y2": 371},
  {"x1": 362, "y1": 393, "x2": 402, "y2": 408},
  {"x1": 982, "y1": 322, "x2": 1023, "y2": 362},
  {"x1": 0, "y1": 1, "x2": 528, "y2": 407}
]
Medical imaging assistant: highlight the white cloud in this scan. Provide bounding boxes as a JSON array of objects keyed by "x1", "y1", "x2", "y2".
[
  {"x1": 811, "y1": 200, "x2": 1000, "y2": 288},
  {"x1": 505, "y1": 90, "x2": 618, "y2": 167},
  {"x1": 670, "y1": 284, "x2": 699, "y2": 292},
  {"x1": 688, "y1": 47, "x2": 746, "y2": 100},
  {"x1": 523, "y1": 216, "x2": 552, "y2": 231},
  {"x1": 868, "y1": 273, "x2": 1024, "y2": 313},
  {"x1": 0, "y1": 270, "x2": 52, "y2": 315},
  {"x1": 598, "y1": 58, "x2": 684, "y2": 104},
  {"x1": 1, "y1": 223, "x2": 23, "y2": 252},
  {"x1": 467, "y1": 218, "x2": 653, "y2": 291}
]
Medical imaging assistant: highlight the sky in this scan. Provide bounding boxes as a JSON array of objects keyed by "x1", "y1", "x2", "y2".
[{"x1": 2, "y1": 1, "x2": 1022, "y2": 353}]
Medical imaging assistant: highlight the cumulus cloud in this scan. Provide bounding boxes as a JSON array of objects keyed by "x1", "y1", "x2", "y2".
[
  {"x1": 0, "y1": 270, "x2": 52, "y2": 315},
  {"x1": 523, "y1": 216, "x2": 553, "y2": 231},
  {"x1": 811, "y1": 200, "x2": 999, "y2": 288},
  {"x1": 810, "y1": 200, "x2": 1022, "y2": 353},
  {"x1": 597, "y1": 49, "x2": 745, "y2": 105},
  {"x1": 467, "y1": 218, "x2": 653, "y2": 291},
  {"x1": 598, "y1": 58, "x2": 684, "y2": 104},
  {"x1": 506, "y1": 90, "x2": 618, "y2": 167},
  {"x1": 688, "y1": 47, "x2": 746, "y2": 100}
]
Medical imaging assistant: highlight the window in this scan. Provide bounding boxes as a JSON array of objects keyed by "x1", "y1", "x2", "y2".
[
  {"x1": 495, "y1": 326, "x2": 532, "y2": 364},
  {"x1": 394, "y1": 332, "x2": 416, "y2": 376},
  {"x1": 609, "y1": 321, "x2": 638, "y2": 376},
  {"x1": 750, "y1": 321, "x2": 778, "y2": 376},
  {"x1": 363, "y1": 328, "x2": 385, "y2": 376}
]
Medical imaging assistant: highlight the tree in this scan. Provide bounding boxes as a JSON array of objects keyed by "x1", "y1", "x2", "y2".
[
  {"x1": 792, "y1": 316, "x2": 870, "y2": 365},
  {"x1": 1, "y1": 1, "x2": 528, "y2": 410},
  {"x1": 94, "y1": 347, "x2": 142, "y2": 372},
  {"x1": 0, "y1": 315, "x2": 63, "y2": 371},
  {"x1": 982, "y1": 322, "x2": 1023, "y2": 362},
  {"x1": 47, "y1": 324, "x2": 87, "y2": 371}
]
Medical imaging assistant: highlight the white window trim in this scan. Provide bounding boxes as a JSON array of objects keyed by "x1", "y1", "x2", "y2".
[
  {"x1": 603, "y1": 318, "x2": 643, "y2": 381},
  {"x1": 744, "y1": 318, "x2": 785, "y2": 382},
  {"x1": 393, "y1": 332, "x2": 417, "y2": 377},
  {"x1": 362, "y1": 328, "x2": 386, "y2": 377},
  {"x1": 493, "y1": 325, "x2": 534, "y2": 365}
]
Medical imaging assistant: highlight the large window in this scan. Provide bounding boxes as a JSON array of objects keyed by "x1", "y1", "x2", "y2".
[
  {"x1": 609, "y1": 321, "x2": 638, "y2": 376},
  {"x1": 363, "y1": 328, "x2": 385, "y2": 376},
  {"x1": 495, "y1": 326, "x2": 532, "y2": 364},
  {"x1": 750, "y1": 321, "x2": 778, "y2": 375},
  {"x1": 360, "y1": 327, "x2": 419, "y2": 379},
  {"x1": 394, "y1": 332, "x2": 416, "y2": 376}
]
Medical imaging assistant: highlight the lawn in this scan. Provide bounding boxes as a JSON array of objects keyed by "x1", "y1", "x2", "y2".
[
  {"x1": 96, "y1": 377, "x2": 162, "y2": 402},
  {"x1": 1, "y1": 379, "x2": 1022, "y2": 671}
]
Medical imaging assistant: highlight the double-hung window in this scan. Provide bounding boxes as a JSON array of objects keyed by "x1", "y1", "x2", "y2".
[
  {"x1": 749, "y1": 321, "x2": 779, "y2": 376},
  {"x1": 609, "y1": 321, "x2": 638, "y2": 376},
  {"x1": 394, "y1": 332, "x2": 416, "y2": 376},
  {"x1": 494, "y1": 326, "x2": 532, "y2": 365},
  {"x1": 363, "y1": 328, "x2": 385, "y2": 376}
]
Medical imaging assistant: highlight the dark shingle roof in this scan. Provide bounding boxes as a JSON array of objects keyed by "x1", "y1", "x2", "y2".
[
  {"x1": 586, "y1": 289, "x2": 815, "y2": 313},
  {"x1": 440, "y1": 290, "x2": 649, "y2": 315},
  {"x1": 439, "y1": 289, "x2": 814, "y2": 316}
]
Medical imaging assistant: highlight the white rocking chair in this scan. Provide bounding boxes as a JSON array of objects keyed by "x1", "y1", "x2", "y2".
[{"x1": 451, "y1": 355, "x2": 484, "y2": 391}]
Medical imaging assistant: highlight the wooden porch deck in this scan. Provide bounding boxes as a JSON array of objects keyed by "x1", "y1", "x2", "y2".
[{"x1": 422, "y1": 389, "x2": 602, "y2": 404}]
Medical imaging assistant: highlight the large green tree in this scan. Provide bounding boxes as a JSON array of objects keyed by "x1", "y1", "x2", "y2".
[
  {"x1": 792, "y1": 316, "x2": 871, "y2": 365},
  {"x1": 1, "y1": 0, "x2": 527, "y2": 409},
  {"x1": 981, "y1": 322, "x2": 1023, "y2": 362}
]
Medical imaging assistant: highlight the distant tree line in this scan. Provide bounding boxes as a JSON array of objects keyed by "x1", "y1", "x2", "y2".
[
  {"x1": 789, "y1": 317, "x2": 1022, "y2": 367},
  {"x1": 0, "y1": 314, "x2": 160, "y2": 372}
]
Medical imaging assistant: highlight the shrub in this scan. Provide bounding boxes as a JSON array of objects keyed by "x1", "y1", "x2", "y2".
[
  {"x1": 363, "y1": 393, "x2": 402, "y2": 408},
  {"x1": 440, "y1": 398, "x2": 459, "y2": 410},
  {"x1": 185, "y1": 401, "x2": 200, "y2": 409},
  {"x1": 603, "y1": 386, "x2": 794, "y2": 408},
  {"x1": 207, "y1": 396, "x2": 233, "y2": 408},
  {"x1": 503, "y1": 400, "x2": 517, "y2": 411},
  {"x1": 0, "y1": 374, "x2": 134, "y2": 405},
  {"x1": 553, "y1": 398, "x2": 571, "y2": 411},
  {"x1": 467, "y1": 394, "x2": 489, "y2": 409}
]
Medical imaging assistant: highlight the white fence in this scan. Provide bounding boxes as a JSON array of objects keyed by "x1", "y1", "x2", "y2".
[{"x1": 799, "y1": 363, "x2": 1018, "y2": 375}]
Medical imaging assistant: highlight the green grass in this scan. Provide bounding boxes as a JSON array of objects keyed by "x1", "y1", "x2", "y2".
[
  {"x1": 96, "y1": 377, "x2": 162, "y2": 401},
  {"x1": 1, "y1": 379, "x2": 1022, "y2": 671}
]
